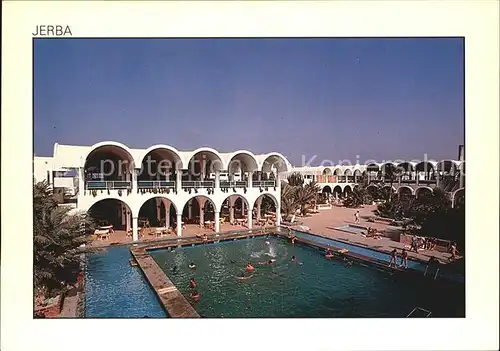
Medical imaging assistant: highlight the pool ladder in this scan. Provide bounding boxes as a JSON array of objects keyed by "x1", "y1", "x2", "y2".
[
  {"x1": 406, "y1": 307, "x2": 432, "y2": 318},
  {"x1": 423, "y1": 265, "x2": 440, "y2": 280}
]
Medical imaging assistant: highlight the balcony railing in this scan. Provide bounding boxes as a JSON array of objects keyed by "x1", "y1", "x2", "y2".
[
  {"x1": 220, "y1": 180, "x2": 248, "y2": 188},
  {"x1": 137, "y1": 180, "x2": 176, "y2": 189},
  {"x1": 181, "y1": 180, "x2": 215, "y2": 189},
  {"x1": 85, "y1": 181, "x2": 132, "y2": 190},
  {"x1": 252, "y1": 180, "x2": 277, "y2": 188}
]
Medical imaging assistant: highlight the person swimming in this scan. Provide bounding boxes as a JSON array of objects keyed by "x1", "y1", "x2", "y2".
[
  {"x1": 258, "y1": 259, "x2": 276, "y2": 265},
  {"x1": 191, "y1": 290, "x2": 200, "y2": 302},
  {"x1": 189, "y1": 278, "x2": 197, "y2": 288},
  {"x1": 265, "y1": 241, "x2": 270, "y2": 245},
  {"x1": 291, "y1": 256, "x2": 297, "y2": 262},
  {"x1": 246, "y1": 263, "x2": 255, "y2": 272},
  {"x1": 188, "y1": 262, "x2": 196, "y2": 269},
  {"x1": 236, "y1": 272, "x2": 253, "y2": 280},
  {"x1": 344, "y1": 259, "x2": 353, "y2": 266}
]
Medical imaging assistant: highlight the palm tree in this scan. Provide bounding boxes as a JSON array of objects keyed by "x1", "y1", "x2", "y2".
[
  {"x1": 280, "y1": 181, "x2": 299, "y2": 221},
  {"x1": 344, "y1": 186, "x2": 369, "y2": 208},
  {"x1": 296, "y1": 181, "x2": 320, "y2": 215},
  {"x1": 287, "y1": 172, "x2": 304, "y2": 187},
  {"x1": 382, "y1": 164, "x2": 401, "y2": 201},
  {"x1": 34, "y1": 181, "x2": 96, "y2": 298}
]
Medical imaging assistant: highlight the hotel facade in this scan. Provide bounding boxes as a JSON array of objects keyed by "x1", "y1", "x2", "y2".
[{"x1": 34, "y1": 142, "x2": 465, "y2": 241}]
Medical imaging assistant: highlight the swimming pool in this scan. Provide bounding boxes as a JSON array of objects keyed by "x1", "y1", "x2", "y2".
[
  {"x1": 291, "y1": 230, "x2": 465, "y2": 284},
  {"x1": 84, "y1": 245, "x2": 167, "y2": 318},
  {"x1": 149, "y1": 236, "x2": 464, "y2": 318},
  {"x1": 334, "y1": 224, "x2": 368, "y2": 234}
]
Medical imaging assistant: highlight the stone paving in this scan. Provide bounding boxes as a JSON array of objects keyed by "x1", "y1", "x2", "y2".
[
  {"x1": 59, "y1": 287, "x2": 79, "y2": 318},
  {"x1": 90, "y1": 222, "x2": 250, "y2": 247},
  {"x1": 131, "y1": 246, "x2": 200, "y2": 318},
  {"x1": 297, "y1": 205, "x2": 457, "y2": 264}
]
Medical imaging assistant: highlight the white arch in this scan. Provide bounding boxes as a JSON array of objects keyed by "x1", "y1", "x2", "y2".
[
  {"x1": 226, "y1": 150, "x2": 259, "y2": 173},
  {"x1": 396, "y1": 161, "x2": 416, "y2": 171},
  {"x1": 323, "y1": 167, "x2": 333, "y2": 175},
  {"x1": 137, "y1": 195, "x2": 180, "y2": 216},
  {"x1": 322, "y1": 185, "x2": 332, "y2": 193},
  {"x1": 260, "y1": 152, "x2": 291, "y2": 173},
  {"x1": 344, "y1": 169, "x2": 353, "y2": 176},
  {"x1": 452, "y1": 187, "x2": 465, "y2": 202},
  {"x1": 366, "y1": 163, "x2": 381, "y2": 171},
  {"x1": 251, "y1": 192, "x2": 279, "y2": 209},
  {"x1": 86, "y1": 196, "x2": 135, "y2": 217},
  {"x1": 415, "y1": 186, "x2": 433, "y2": 197},
  {"x1": 218, "y1": 194, "x2": 251, "y2": 214},
  {"x1": 180, "y1": 195, "x2": 219, "y2": 213},
  {"x1": 397, "y1": 185, "x2": 415, "y2": 195},
  {"x1": 459, "y1": 161, "x2": 465, "y2": 174},
  {"x1": 343, "y1": 185, "x2": 352, "y2": 193},
  {"x1": 139, "y1": 144, "x2": 184, "y2": 170},
  {"x1": 333, "y1": 185, "x2": 342, "y2": 194},
  {"x1": 382, "y1": 184, "x2": 397, "y2": 192},
  {"x1": 82, "y1": 141, "x2": 136, "y2": 169},
  {"x1": 436, "y1": 159, "x2": 460, "y2": 173},
  {"x1": 333, "y1": 168, "x2": 343, "y2": 176},
  {"x1": 353, "y1": 169, "x2": 362, "y2": 177},
  {"x1": 184, "y1": 147, "x2": 225, "y2": 171},
  {"x1": 415, "y1": 161, "x2": 437, "y2": 173}
]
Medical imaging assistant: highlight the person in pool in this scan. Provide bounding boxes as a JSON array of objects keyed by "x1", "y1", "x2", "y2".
[
  {"x1": 246, "y1": 263, "x2": 255, "y2": 272},
  {"x1": 191, "y1": 290, "x2": 200, "y2": 302},
  {"x1": 258, "y1": 259, "x2": 276, "y2": 265},
  {"x1": 291, "y1": 256, "x2": 297, "y2": 263},
  {"x1": 343, "y1": 257, "x2": 353, "y2": 266},
  {"x1": 188, "y1": 262, "x2": 196, "y2": 269},
  {"x1": 190, "y1": 278, "x2": 197, "y2": 288},
  {"x1": 236, "y1": 272, "x2": 253, "y2": 280}
]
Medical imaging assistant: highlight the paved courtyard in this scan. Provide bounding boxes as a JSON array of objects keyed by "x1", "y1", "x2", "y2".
[
  {"x1": 296, "y1": 204, "x2": 457, "y2": 264},
  {"x1": 89, "y1": 204, "x2": 458, "y2": 264}
]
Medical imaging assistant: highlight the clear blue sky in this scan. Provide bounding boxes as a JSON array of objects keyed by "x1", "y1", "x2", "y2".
[{"x1": 34, "y1": 38, "x2": 464, "y2": 165}]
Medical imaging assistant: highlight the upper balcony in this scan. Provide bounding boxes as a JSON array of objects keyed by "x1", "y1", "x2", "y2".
[{"x1": 81, "y1": 142, "x2": 286, "y2": 198}]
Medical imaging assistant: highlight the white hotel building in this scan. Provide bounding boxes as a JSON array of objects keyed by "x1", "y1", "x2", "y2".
[
  {"x1": 34, "y1": 142, "x2": 292, "y2": 241},
  {"x1": 34, "y1": 142, "x2": 465, "y2": 242}
]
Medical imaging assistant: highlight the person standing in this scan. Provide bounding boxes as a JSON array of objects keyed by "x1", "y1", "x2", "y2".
[
  {"x1": 354, "y1": 210, "x2": 360, "y2": 224},
  {"x1": 448, "y1": 242, "x2": 459, "y2": 261},
  {"x1": 388, "y1": 249, "x2": 397, "y2": 267},
  {"x1": 400, "y1": 249, "x2": 408, "y2": 269},
  {"x1": 411, "y1": 235, "x2": 419, "y2": 252}
]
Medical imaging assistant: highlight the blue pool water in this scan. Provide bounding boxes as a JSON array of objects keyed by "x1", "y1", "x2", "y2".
[
  {"x1": 335, "y1": 224, "x2": 369, "y2": 234},
  {"x1": 83, "y1": 233, "x2": 464, "y2": 317},
  {"x1": 84, "y1": 245, "x2": 167, "y2": 318},
  {"x1": 291, "y1": 230, "x2": 465, "y2": 283},
  {"x1": 149, "y1": 236, "x2": 464, "y2": 318},
  {"x1": 293, "y1": 230, "x2": 425, "y2": 271}
]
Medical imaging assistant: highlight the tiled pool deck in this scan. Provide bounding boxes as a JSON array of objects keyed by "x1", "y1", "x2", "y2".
[{"x1": 130, "y1": 246, "x2": 199, "y2": 318}]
